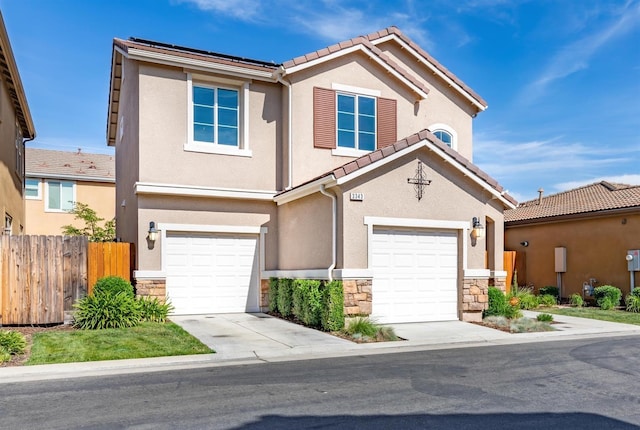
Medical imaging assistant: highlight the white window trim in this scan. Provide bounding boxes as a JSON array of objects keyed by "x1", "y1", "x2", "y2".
[
  {"x1": 336, "y1": 92, "x2": 377, "y2": 152},
  {"x1": 25, "y1": 178, "x2": 42, "y2": 200},
  {"x1": 331, "y1": 83, "x2": 381, "y2": 97},
  {"x1": 429, "y1": 123, "x2": 457, "y2": 150},
  {"x1": 185, "y1": 73, "x2": 252, "y2": 157},
  {"x1": 44, "y1": 180, "x2": 76, "y2": 213}
]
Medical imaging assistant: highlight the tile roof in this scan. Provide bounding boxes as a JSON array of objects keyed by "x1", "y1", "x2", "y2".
[
  {"x1": 505, "y1": 182, "x2": 640, "y2": 223},
  {"x1": 282, "y1": 26, "x2": 486, "y2": 108},
  {"x1": 113, "y1": 38, "x2": 279, "y2": 73},
  {"x1": 276, "y1": 129, "x2": 517, "y2": 207},
  {"x1": 26, "y1": 148, "x2": 115, "y2": 181}
]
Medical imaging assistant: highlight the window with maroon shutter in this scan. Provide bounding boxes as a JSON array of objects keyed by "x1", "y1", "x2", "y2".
[
  {"x1": 377, "y1": 97, "x2": 397, "y2": 148},
  {"x1": 313, "y1": 87, "x2": 336, "y2": 149}
]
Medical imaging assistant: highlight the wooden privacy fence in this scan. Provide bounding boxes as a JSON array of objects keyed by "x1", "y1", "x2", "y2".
[
  {"x1": 504, "y1": 251, "x2": 517, "y2": 294},
  {"x1": 0, "y1": 236, "x2": 132, "y2": 325}
]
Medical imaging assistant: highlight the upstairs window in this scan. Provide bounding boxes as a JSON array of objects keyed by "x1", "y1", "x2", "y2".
[
  {"x1": 193, "y1": 85, "x2": 239, "y2": 146},
  {"x1": 337, "y1": 93, "x2": 376, "y2": 151},
  {"x1": 433, "y1": 130, "x2": 452, "y2": 147},
  {"x1": 25, "y1": 179, "x2": 41, "y2": 200},
  {"x1": 46, "y1": 180, "x2": 75, "y2": 212}
]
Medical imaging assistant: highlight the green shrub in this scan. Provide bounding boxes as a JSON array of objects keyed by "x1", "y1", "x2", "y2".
[
  {"x1": 344, "y1": 317, "x2": 378, "y2": 338},
  {"x1": 539, "y1": 294, "x2": 557, "y2": 307},
  {"x1": 138, "y1": 296, "x2": 174, "y2": 322},
  {"x1": 503, "y1": 303, "x2": 523, "y2": 319},
  {"x1": 510, "y1": 318, "x2": 554, "y2": 333},
  {"x1": 375, "y1": 325, "x2": 398, "y2": 341},
  {"x1": 537, "y1": 313, "x2": 554, "y2": 322},
  {"x1": 321, "y1": 280, "x2": 344, "y2": 331},
  {"x1": 93, "y1": 276, "x2": 135, "y2": 298},
  {"x1": 0, "y1": 330, "x2": 27, "y2": 363},
  {"x1": 519, "y1": 292, "x2": 540, "y2": 310},
  {"x1": 594, "y1": 285, "x2": 622, "y2": 310},
  {"x1": 292, "y1": 280, "x2": 323, "y2": 327},
  {"x1": 276, "y1": 278, "x2": 294, "y2": 317},
  {"x1": 485, "y1": 287, "x2": 507, "y2": 317},
  {"x1": 73, "y1": 291, "x2": 141, "y2": 329},
  {"x1": 626, "y1": 292, "x2": 640, "y2": 313},
  {"x1": 569, "y1": 293, "x2": 584, "y2": 307},
  {"x1": 268, "y1": 277, "x2": 279, "y2": 313},
  {"x1": 539, "y1": 286, "x2": 559, "y2": 299}
]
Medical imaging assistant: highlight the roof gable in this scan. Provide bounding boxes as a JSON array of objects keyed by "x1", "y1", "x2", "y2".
[
  {"x1": 281, "y1": 26, "x2": 486, "y2": 111},
  {"x1": 275, "y1": 129, "x2": 516, "y2": 208},
  {"x1": 505, "y1": 181, "x2": 640, "y2": 223}
]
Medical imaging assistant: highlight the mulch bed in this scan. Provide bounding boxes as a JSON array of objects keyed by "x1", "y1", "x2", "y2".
[{"x1": 0, "y1": 324, "x2": 75, "y2": 367}]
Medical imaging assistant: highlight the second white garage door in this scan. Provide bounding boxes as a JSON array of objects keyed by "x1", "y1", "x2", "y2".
[
  {"x1": 165, "y1": 232, "x2": 260, "y2": 315},
  {"x1": 371, "y1": 228, "x2": 458, "y2": 323}
]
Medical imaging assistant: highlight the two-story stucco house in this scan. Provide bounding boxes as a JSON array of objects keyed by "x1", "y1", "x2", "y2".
[
  {"x1": 107, "y1": 27, "x2": 516, "y2": 323},
  {"x1": 24, "y1": 148, "x2": 115, "y2": 235},
  {"x1": 0, "y1": 11, "x2": 36, "y2": 236}
]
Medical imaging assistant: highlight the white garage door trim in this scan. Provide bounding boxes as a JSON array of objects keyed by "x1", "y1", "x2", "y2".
[
  {"x1": 158, "y1": 223, "x2": 267, "y2": 314},
  {"x1": 370, "y1": 227, "x2": 458, "y2": 323}
]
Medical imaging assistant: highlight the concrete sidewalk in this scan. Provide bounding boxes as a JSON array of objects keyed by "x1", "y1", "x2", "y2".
[{"x1": 1, "y1": 311, "x2": 639, "y2": 384}]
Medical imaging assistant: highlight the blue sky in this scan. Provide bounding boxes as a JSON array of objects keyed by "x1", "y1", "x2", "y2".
[{"x1": 2, "y1": 0, "x2": 638, "y2": 202}]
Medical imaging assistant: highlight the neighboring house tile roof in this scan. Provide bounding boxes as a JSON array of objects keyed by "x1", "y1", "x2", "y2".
[
  {"x1": 276, "y1": 129, "x2": 517, "y2": 207},
  {"x1": 282, "y1": 26, "x2": 487, "y2": 109},
  {"x1": 505, "y1": 181, "x2": 640, "y2": 223},
  {"x1": 26, "y1": 148, "x2": 115, "y2": 182}
]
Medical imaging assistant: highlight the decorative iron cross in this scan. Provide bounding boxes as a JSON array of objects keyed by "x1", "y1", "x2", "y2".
[{"x1": 407, "y1": 160, "x2": 431, "y2": 201}]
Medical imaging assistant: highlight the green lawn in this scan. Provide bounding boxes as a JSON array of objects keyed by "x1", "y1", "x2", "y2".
[
  {"x1": 27, "y1": 322, "x2": 213, "y2": 365},
  {"x1": 537, "y1": 307, "x2": 640, "y2": 326}
]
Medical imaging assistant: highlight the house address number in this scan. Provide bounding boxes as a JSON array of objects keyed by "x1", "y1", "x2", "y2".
[{"x1": 350, "y1": 192, "x2": 364, "y2": 201}]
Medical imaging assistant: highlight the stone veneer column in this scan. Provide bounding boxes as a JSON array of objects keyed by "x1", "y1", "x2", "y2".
[
  {"x1": 135, "y1": 277, "x2": 167, "y2": 302},
  {"x1": 343, "y1": 279, "x2": 372, "y2": 316},
  {"x1": 462, "y1": 278, "x2": 489, "y2": 322}
]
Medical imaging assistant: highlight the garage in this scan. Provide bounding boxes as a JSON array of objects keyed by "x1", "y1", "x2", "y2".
[
  {"x1": 371, "y1": 228, "x2": 458, "y2": 323},
  {"x1": 165, "y1": 231, "x2": 260, "y2": 314}
]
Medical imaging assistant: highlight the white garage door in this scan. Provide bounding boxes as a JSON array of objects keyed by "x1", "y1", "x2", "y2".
[
  {"x1": 165, "y1": 232, "x2": 260, "y2": 314},
  {"x1": 371, "y1": 228, "x2": 458, "y2": 323}
]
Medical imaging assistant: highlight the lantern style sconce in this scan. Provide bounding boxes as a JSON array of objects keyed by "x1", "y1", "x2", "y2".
[
  {"x1": 470, "y1": 217, "x2": 484, "y2": 246},
  {"x1": 147, "y1": 221, "x2": 159, "y2": 243}
]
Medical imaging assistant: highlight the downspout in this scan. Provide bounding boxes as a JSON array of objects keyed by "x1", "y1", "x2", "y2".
[
  {"x1": 275, "y1": 68, "x2": 293, "y2": 190},
  {"x1": 320, "y1": 184, "x2": 336, "y2": 282}
]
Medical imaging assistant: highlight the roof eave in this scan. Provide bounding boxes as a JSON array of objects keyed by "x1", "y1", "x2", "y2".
[{"x1": 505, "y1": 205, "x2": 640, "y2": 226}]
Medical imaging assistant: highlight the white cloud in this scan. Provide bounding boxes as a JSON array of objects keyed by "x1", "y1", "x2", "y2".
[
  {"x1": 555, "y1": 174, "x2": 640, "y2": 191},
  {"x1": 520, "y1": 1, "x2": 640, "y2": 104},
  {"x1": 174, "y1": 0, "x2": 263, "y2": 21}
]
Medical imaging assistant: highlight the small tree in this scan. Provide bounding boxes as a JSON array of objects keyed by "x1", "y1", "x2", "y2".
[{"x1": 62, "y1": 202, "x2": 116, "y2": 242}]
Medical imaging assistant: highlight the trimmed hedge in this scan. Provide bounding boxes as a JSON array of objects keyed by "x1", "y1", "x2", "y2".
[
  {"x1": 539, "y1": 286, "x2": 559, "y2": 298},
  {"x1": 270, "y1": 278, "x2": 344, "y2": 331},
  {"x1": 485, "y1": 287, "x2": 507, "y2": 317},
  {"x1": 93, "y1": 276, "x2": 135, "y2": 298},
  {"x1": 594, "y1": 285, "x2": 622, "y2": 310}
]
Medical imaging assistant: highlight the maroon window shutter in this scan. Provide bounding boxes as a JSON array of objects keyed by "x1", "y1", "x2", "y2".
[
  {"x1": 313, "y1": 87, "x2": 336, "y2": 149},
  {"x1": 377, "y1": 97, "x2": 397, "y2": 148}
]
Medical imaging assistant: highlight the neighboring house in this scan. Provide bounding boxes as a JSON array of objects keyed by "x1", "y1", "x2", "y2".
[
  {"x1": 0, "y1": 10, "x2": 36, "y2": 235},
  {"x1": 106, "y1": 27, "x2": 516, "y2": 323},
  {"x1": 24, "y1": 148, "x2": 115, "y2": 235},
  {"x1": 505, "y1": 182, "x2": 640, "y2": 298}
]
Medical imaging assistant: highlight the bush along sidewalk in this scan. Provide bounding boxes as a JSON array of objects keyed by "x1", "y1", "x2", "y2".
[
  {"x1": 268, "y1": 278, "x2": 398, "y2": 342},
  {"x1": 481, "y1": 286, "x2": 554, "y2": 333}
]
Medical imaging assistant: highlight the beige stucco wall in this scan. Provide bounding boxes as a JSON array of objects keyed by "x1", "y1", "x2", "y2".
[
  {"x1": 136, "y1": 63, "x2": 281, "y2": 191},
  {"x1": 277, "y1": 148, "x2": 505, "y2": 273},
  {"x1": 376, "y1": 40, "x2": 477, "y2": 161},
  {"x1": 505, "y1": 212, "x2": 640, "y2": 297},
  {"x1": 114, "y1": 57, "x2": 141, "y2": 247},
  {"x1": 136, "y1": 195, "x2": 277, "y2": 272},
  {"x1": 276, "y1": 192, "x2": 333, "y2": 270},
  {"x1": 0, "y1": 77, "x2": 25, "y2": 234},
  {"x1": 25, "y1": 180, "x2": 115, "y2": 235}
]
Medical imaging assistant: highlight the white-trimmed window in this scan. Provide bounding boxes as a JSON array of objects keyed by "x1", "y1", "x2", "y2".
[
  {"x1": 4, "y1": 213, "x2": 12, "y2": 235},
  {"x1": 25, "y1": 178, "x2": 41, "y2": 200},
  {"x1": 430, "y1": 123, "x2": 457, "y2": 150},
  {"x1": 337, "y1": 93, "x2": 376, "y2": 151},
  {"x1": 185, "y1": 74, "x2": 250, "y2": 157},
  {"x1": 45, "y1": 180, "x2": 75, "y2": 212}
]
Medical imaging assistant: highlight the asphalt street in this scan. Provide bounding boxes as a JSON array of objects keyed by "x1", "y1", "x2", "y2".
[{"x1": 1, "y1": 336, "x2": 640, "y2": 429}]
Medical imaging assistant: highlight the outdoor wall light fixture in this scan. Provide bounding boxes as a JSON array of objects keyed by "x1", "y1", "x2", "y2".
[
  {"x1": 147, "y1": 221, "x2": 159, "y2": 242},
  {"x1": 471, "y1": 217, "x2": 484, "y2": 239},
  {"x1": 520, "y1": 241, "x2": 529, "y2": 247}
]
